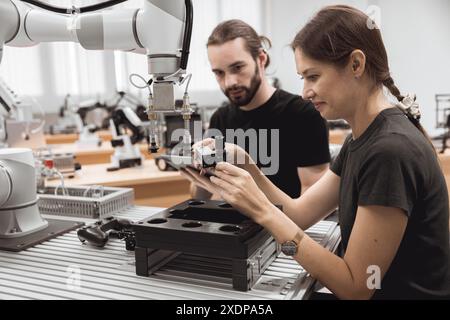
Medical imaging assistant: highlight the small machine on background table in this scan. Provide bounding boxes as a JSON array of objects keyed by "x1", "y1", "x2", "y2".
[{"x1": 435, "y1": 94, "x2": 450, "y2": 153}]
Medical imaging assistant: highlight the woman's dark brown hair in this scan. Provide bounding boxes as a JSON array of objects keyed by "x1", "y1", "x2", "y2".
[
  {"x1": 291, "y1": 5, "x2": 432, "y2": 142},
  {"x1": 207, "y1": 19, "x2": 271, "y2": 68}
]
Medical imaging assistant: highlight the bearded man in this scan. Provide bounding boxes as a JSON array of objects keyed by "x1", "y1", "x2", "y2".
[{"x1": 192, "y1": 20, "x2": 330, "y2": 200}]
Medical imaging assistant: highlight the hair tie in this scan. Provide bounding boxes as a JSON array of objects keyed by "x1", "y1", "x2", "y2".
[{"x1": 398, "y1": 93, "x2": 421, "y2": 121}]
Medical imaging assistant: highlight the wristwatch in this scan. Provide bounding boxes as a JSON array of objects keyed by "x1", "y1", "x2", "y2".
[{"x1": 280, "y1": 231, "x2": 304, "y2": 256}]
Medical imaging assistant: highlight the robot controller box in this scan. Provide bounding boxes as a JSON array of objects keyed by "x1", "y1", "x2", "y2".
[{"x1": 133, "y1": 199, "x2": 281, "y2": 291}]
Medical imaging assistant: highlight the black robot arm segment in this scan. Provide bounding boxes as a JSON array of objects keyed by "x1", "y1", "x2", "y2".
[
  {"x1": 111, "y1": 108, "x2": 145, "y2": 145},
  {"x1": 180, "y1": 0, "x2": 193, "y2": 70}
]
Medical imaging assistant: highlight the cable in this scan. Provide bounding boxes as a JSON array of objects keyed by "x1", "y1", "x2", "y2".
[
  {"x1": 129, "y1": 74, "x2": 153, "y2": 96},
  {"x1": 83, "y1": 185, "x2": 104, "y2": 198},
  {"x1": 20, "y1": 0, "x2": 128, "y2": 14},
  {"x1": 180, "y1": 0, "x2": 193, "y2": 70},
  {"x1": 161, "y1": 1, "x2": 193, "y2": 78},
  {"x1": 20, "y1": 0, "x2": 67, "y2": 13},
  {"x1": 54, "y1": 169, "x2": 68, "y2": 196},
  {"x1": 181, "y1": 73, "x2": 192, "y2": 94},
  {"x1": 163, "y1": 68, "x2": 184, "y2": 81},
  {"x1": 19, "y1": 96, "x2": 45, "y2": 139},
  {"x1": 29, "y1": 96, "x2": 46, "y2": 134}
]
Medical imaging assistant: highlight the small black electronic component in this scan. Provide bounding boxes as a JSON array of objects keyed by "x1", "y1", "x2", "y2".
[
  {"x1": 77, "y1": 217, "x2": 135, "y2": 251},
  {"x1": 193, "y1": 136, "x2": 225, "y2": 168}
]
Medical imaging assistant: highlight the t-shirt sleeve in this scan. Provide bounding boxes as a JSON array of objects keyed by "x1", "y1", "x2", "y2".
[
  {"x1": 330, "y1": 136, "x2": 351, "y2": 176},
  {"x1": 293, "y1": 102, "x2": 331, "y2": 167},
  {"x1": 357, "y1": 136, "x2": 419, "y2": 217}
]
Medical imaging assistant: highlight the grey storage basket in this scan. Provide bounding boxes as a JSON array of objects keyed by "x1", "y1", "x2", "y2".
[{"x1": 38, "y1": 185, "x2": 134, "y2": 219}]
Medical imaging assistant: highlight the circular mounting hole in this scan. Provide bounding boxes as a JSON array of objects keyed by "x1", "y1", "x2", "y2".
[
  {"x1": 148, "y1": 218, "x2": 168, "y2": 224},
  {"x1": 219, "y1": 225, "x2": 241, "y2": 233},
  {"x1": 182, "y1": 222, "x2": 203, "y2": 228},
  {"x1": 188, "y1": 200, "x2": 205, "y2": 206},
  {"x1": 218, "y1": 202, "x2": 232, "y2": 208}
]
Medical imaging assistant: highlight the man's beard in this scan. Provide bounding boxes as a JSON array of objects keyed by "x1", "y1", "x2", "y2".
[{"x1": 224, "y1": 65, "x2": 262, "y2": 107}]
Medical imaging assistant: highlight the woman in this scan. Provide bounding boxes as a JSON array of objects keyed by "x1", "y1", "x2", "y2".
[{"x1": 182, "y1": 5, "x2": 450, "y2": 299}]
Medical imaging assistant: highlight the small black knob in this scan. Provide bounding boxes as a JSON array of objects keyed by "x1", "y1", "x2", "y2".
[{"x1": 149, "y1": 142, "x2": 159, "y2": 153}]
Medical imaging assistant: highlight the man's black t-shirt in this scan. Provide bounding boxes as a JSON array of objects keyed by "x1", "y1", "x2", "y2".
[
  {"x1": 208, "y1": 89, "x2": 330, "y2": 198},
  {"x1": 331, "y1": 107, "x2": 450, "y2": 299}
]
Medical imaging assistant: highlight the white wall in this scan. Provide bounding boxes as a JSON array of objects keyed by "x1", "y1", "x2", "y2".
[
  {"x1": 374, "y1": 0, "x2": 450, "y2": 135},
  {"x1": 266, "y1": 0, "x2": 368, "y2": 94},
  {"x1": 267, "y1": 0, "x2": 450, "y2": 135}
]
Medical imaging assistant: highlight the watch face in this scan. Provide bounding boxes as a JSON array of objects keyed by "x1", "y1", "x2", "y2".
[{"x1": 281, "y1": 240, "x2": 298, "y2": 256}]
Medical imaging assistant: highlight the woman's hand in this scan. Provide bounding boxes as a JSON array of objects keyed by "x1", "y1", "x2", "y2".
[
  {"x1": 192, "y1": 138, "x2": 255, "y2": 169},
  {"x1": 208, "y1": 162, "x2": 274, "y2": 225},
  {"x1": 183, "y1": 138, "x2": 263, "y2": 205},
  {"x1": 179, "y1": 166, "x2": 220, "y2": 196}
]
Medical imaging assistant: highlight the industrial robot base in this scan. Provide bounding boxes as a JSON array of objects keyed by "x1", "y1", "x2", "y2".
[{"x1": 0, "y1": 218, "x2": 83, "y2": 252}]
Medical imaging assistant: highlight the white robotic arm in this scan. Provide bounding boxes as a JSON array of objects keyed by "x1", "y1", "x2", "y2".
[
  {"x1": 1, "y1": 0, "x2": 190, "y2": 71},
  {"x1": 0, "y1": 77, "x2": 19, "y2": 116},
  {"x1": 0, "y1": 0, "x2": 194, "y2": 152},
  {"x1": 0, "y1": 76, "x2": 36, "y2": 121}
]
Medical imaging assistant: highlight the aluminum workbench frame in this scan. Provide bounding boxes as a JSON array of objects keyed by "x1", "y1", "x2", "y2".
[{"x1": 0, "y1": 206, "x2": 340, "y2": 300}]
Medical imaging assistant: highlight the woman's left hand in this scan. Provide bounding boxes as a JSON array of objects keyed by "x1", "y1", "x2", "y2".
[
  {"x1": 209, "y1": 162, "x2": 273, "y2": 224},
  {"x1": 181, "y1": 166, "x2": 221, "y2": 196}
]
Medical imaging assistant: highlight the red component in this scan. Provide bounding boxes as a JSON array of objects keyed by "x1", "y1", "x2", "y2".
[{"x1": 44, "y1": 159, "x2": 54, "y2": 169}]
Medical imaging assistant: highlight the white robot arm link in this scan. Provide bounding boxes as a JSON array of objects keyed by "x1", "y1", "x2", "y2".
[{"x1": 1, "y1": 0, "x2": 192, "y2": 75}]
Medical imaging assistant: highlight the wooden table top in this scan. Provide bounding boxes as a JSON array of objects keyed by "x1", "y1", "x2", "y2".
[
  {"x1": 45, "y1": 130, "x2": 112, "y2": 144},
  {"x1": 49, "y1": 142, "x2": 116, "y2": 156},
  {"x1": 47, "y1": 142, "x2": 160, "y2": 165},
  {"x1": 46, "y1": 159, "x2": 184, "y2": 187}
]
